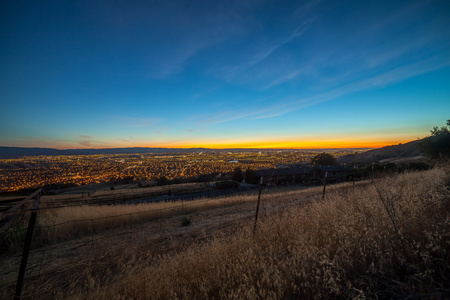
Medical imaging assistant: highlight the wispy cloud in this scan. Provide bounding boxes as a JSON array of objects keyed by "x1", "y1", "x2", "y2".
[
  {"x1": 152, "y1": 43, "x2": 207, "y2": 78},
  {"x1": 196, "y1": 54, "x2": 450, "y2": 125},
  {"x1": 249, "y1": 22, "x2": 311, "y2": 68},
  {"x1": 294, "y1": 0, "x2": 321, "y2": 16},
  {"x1": 266, "y1": 36, "x2": 444, "y2": 93},
  {"x1": 184, "y1": 128, "x2": 205, "y2": 133},
  {"x1": 78, "y1": 140, "x2": 92, "y2": 147},
  {"x1": 75, "y1": 135, "x2": 114, "y2": 148},
  {"x1": 261, "y1": 0, "x2": 441, "y2": 91},
  {"x1": 146, "y1": 2, "x2": 258, "y2": 78},
  {"x1": 253, "y1": 56, "x2": 450, "y2": 119},
  {"x1": 15, "y1": 136, "x2": 112, "y2": 149},
  {"x1": 198, "y1": 109, "x2": 260, "y2": 125},
  {"x1": 363, "y1": 57, "x2": 450, "y2": 87},
  {"x1": 265, "y1": 70, "x2": 302, "y2": 89},
  {"x1": 221, "y1": 20, "x2": 313, "y2": 80}
]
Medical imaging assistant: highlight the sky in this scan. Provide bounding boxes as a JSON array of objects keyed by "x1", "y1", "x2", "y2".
[{"x1": 1, "y1": 0, "x2": 449, "y2": 150}]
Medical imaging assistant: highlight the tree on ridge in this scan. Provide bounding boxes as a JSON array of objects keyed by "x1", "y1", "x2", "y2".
[
  {"x1": 312, "y1": 153, "x2": 338, "y2": 166},
  {"x1": 417, "y1": 120, "x2": 450, "y2": 159}
]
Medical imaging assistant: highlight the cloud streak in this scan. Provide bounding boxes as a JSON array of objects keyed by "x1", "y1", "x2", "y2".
[
  {"x1": 78, "y1": 140, "x2": 92, "y2": 147},
  {"x1": 253, "y1": 55, "x2": 450, "y2": 119},
  {"x1": 247, "y1": 21, "x2": 311, "y2": 69},
  {"x1": 196, "y1": 54, "x2": 450, "y2": 124}
]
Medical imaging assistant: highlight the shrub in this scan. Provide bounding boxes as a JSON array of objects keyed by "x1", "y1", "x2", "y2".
[
  {"x1": 181, "y1": 216, "x2": 192, "y2": 227},
  {"x1": 215, "y1": 180, "x2": 239, "y2": 190}
]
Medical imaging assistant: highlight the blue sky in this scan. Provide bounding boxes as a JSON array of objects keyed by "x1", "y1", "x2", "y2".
[{"x1": 1, "y1": 0, "x2": 449, "y2": 149}]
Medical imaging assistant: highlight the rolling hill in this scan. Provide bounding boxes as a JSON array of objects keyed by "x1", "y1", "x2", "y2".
[{"x1": 337, "y1": 140, "x2": 422, "y2": 165}]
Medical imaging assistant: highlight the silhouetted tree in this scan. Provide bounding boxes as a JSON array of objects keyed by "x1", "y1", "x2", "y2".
[
  {"x1": 157, "y1": 176, "x2": 170, "y2": 186},
  {"x1": 232, "y1": 166, "x2": 244, "y2": 182},
  {"x1": 408, "y1": 162, "x2": 429, "y2": 171},
  {"x1": 244, "y1": 167, "x2": 257, "y2": 183},
  {"x1": 417, "y1": 120, "x2": 450, "y2": 159},
  {"x1": 385, "y1": 163, "x2": 397, "y2": 171},
  {"x1": 171, "y1": 178, "x2": 182, "y2": 184},
  {"x1": 216, "y1": 180, "x2": 238, "y2": 189},
  {"x1": 197, "y1": 173, "x2": 215, "y2": 182},
  {"x1": 365, "y1": 163, "x2": 384, "y2": 172},
  {"x1": 312, "y1": 153, "x2": 338, "y2": 166}
]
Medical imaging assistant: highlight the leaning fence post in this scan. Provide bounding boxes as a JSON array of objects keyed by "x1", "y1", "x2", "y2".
[
  {"x1": 253, "y1": 177, "x2": 263, "y2": 232},
  {"x1": 14, "y1": 190, "x2": 41, "y2": 300},
  {"x1": 322, "y1": 172, "x2": 328, "y2": 199}
]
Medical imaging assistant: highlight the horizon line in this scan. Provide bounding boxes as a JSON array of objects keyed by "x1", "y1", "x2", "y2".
[{"x1": 1, "y1": 145, "x2": 401, "y2": 151}]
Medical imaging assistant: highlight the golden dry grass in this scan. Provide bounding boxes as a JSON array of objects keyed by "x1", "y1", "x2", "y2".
[
  {"x1": 2, "y1": 168, "x2": 448, "y2": 299},
  {"x1": 41, "y1": 182, "x2": 211, "y2": 201},
  {"x1": 38, "y1": 193, "x2": 247, "y2": 244},
  {"x1": 77, "y1": 167, "x2": 449, "y2": 299},
  {"x1": 36, "y1": 184, "x2": 331, "y2": 244}
]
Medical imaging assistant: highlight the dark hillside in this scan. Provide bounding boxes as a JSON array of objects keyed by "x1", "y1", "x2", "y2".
[{"x1": 338, "y1": 140, "x2": 421, "y2": 165}]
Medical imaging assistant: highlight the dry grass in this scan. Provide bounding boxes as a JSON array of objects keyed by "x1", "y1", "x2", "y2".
[
  {"x1": 41, "y1": 182, "x2": 211, "y2": 201},
  {"x1": 77, "y1": 167, "x2": 449, "y2": 299},
  {"x1": 2, "y1": 168, "x2": 448, "y2": 299},
  {"x1": 36, "y1": 184, "x2": 329, "y2": 244},
  {"x1": 37, "y1": 194, "x2": 245, "y2": 244}
]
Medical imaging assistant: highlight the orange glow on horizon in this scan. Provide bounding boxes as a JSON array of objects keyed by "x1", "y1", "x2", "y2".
[
  {"x1": 165, "y1": 140, "x2": 409, "y2": 149},
  {"x1": 55, "y1": 137, "x2": 416, "y2": 150},
  {"x1": 137, "y1": 134, "x2": 417, "y2": 150}
]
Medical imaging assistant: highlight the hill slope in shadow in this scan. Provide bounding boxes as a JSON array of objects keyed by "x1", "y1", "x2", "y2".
[{"x1": 338, "y1": 140, "x2": 421, "y2": 165}]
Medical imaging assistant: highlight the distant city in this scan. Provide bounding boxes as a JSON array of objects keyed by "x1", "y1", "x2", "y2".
[{"x1": 0, "y1": 148, "x2": 368, "y2": 192}]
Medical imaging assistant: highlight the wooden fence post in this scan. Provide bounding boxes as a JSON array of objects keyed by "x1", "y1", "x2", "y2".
[
  {"x1": 322, "y1": 172, "x2": 328, "y2": 199},
  {"x1": 253, "y1": 177, "x2": 263, "y2": 232},
  {"x1": 14, "y1": 191, "x2": 41, "y2": 300}
]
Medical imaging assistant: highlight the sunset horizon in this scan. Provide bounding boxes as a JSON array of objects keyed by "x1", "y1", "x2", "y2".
[
  {"x1": 1, "y1": 136, "x2": 419, "y2": 151},
  {"x1": 1, "y1": 0, "x2": 449, "y2": 154},
  {"x1": 1, "y1": 1, "x2": 449, "y2": 298}
]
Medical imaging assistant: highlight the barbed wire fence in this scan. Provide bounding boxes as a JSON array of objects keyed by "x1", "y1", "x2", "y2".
[{"x1": 0, "y1": 171, "x2": 373, "y2": 299}]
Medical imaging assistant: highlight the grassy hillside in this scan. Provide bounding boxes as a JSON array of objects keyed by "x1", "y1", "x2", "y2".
[
  {"x1": 338, "y1": 140, "x2": 421, "y2": 165},
  {"x1": 2, "y1": 167, "x2": 448, "y2": 299},
  {"x1": 78, "y1": 167, "x2": 449, "y2": 299}
]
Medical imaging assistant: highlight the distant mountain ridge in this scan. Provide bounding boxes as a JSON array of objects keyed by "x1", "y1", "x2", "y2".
[
  {"x1": 0, "y1": 147, "x2": 211, "y2": 159},
  {"x1": 337, "y1": 140, "x2": 421, "y2": 165},
  {"x1": 0, "y1": 146, "x2": 367, "y2": 159}
]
